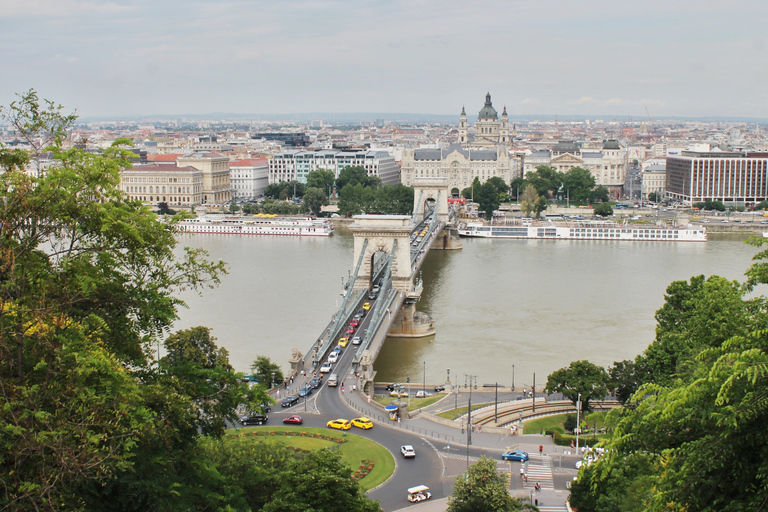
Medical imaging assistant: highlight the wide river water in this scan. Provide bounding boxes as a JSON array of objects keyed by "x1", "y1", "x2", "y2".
[{"x1": 173, "y1": 224, "x2": 762, "y2": 389}]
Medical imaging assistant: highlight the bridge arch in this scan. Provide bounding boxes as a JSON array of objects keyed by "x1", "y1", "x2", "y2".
[
  {"x1": 412, "y1": 177, "x2": 450, "y2": 223},
  {"x1": 349, "y1": 215, "x2": 414, "y2": 293}
]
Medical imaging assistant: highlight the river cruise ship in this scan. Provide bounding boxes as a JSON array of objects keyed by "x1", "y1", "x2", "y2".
[
  {"x1": 458, "y1": 219, "x2": 706, "y2": 242},
  {"x1": 177, "y1": 214, "x2": 334, "y2": 236}
]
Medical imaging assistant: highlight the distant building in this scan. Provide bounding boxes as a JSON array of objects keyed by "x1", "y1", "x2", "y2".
[
  {"x1": 268, "y1": 149, "x2": 399, "y2": 186},
  {"x1": 400, "y1": 143, "x2": 511, "y2": 193},
  {"x1": 177, "y1": 152, "x2": 232, "y2": 205},
  {"x1": 666, "y1": 151, "x2": 768, "y2": 205},
  {"x1": 230, "y1": 158, "x2": 268, "y2": 199},
  {"x1": 641, "y1": 164, "x2": 666, "y2": 200},
  {"x1": 459, "y1": 92, "x2": 510, "y2": 147},
  {"x1": 522, "y1": 140, "x2": 627, "y2": 200},
  {"x1": 120, "y1": 164, "x2": 203, "y2": 208},
  {"x1": 252, "y1": 132, "x2": 310, "y2": 148}
]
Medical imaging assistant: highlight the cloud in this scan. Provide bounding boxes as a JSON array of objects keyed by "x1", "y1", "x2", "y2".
[
  {"x1": 604, "y1": 98, "x2": 624, "y2": 106},
  {"x1": 1, "y1": 0, "x2": 136, "y2": 17},
  {"x1": 568, "y1": 97, "x2": 598, "y2": 106}
]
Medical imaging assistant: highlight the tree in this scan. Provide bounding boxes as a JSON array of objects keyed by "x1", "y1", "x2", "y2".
[
  {"x1": 590, "y1": 186, "x2": 610, "y2": 203},
  {"x1": 303, "y1": 186, "x2": 329, "y2": 215},
  {"x1": 306, "y1": 168, "x2": 336, "y2": 194},
  {"x1": 593, "y1": 203, "x2": 613, "y2": 217},
  {"x1": 561, "y1": 167, "x2": 595, "y2": 204},
  {"x1": 526, "y1": 165, "x2": 561, "y2": 199},
  {"x1": 477, "y1": 181, "x2": 501, "y2": 220},
  {"x1": 0, "y1": 91, "x2": 231, "y2": 510},
  {"x1": 510, "y1": 177, "x2": 527, "y2": 200},
  {"x1": 608, "y1": 359, "x2": 641, "y2": 405},
  {"x1": 447, "y1": 456, "x2": 531, "y2": 512},
  {"x1": 755, "y1": 200, "x2": 768, "y2": 211},
  {"x1": 251, "y1": 355, "x2": 284, "y2": 387},
  {"x1": 229, "y1": 201, "x2": 240, "y2": 213},
  {"x1": 648, "y1": 191, "x2": 659, "y2": 202},
  {"x1": 545, "y1": 360, "x2": 609, "y2": 414},
  {"x1": 163, "y1": 326, "x2": 232, "y2": 370},
  {"x1": 336, "y1": 166, "x2": 378, "y2": 190},
  {"x1": 519, "y1": 184, "x2": 545, "y2": 218}
]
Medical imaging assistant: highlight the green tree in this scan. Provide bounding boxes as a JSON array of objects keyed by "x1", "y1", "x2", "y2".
[
  {"x1": 561, "y1": 167, "x2": 596, "y2": 204},
  {"x1": 608, "y1": 359, "x2": 641, "y2": 405},
  {"x1": 229, "y1": 201, "x2": 240, "y2": 213},
  {"x1": 306, "y1": 168, "x2": 336, "y2": 194},
  {"x1": 477, "y1": 181, "x2": 501, "y2": 220},
  {"x1": 755, "y1": 200, "x2": 768, "y2": 210},
  {"x1": 593, "y1": 203, "x2": 613, "y2": 217},
  {"x1": 569, "y1": 452, "x2": 656, "y2": 512},
  {"x1": 447, "y1": 456, "x2": 531, "y2": 512},
  {"x1": 0, "y1": 91, "x2": 229, "y2": 510},
  {"x1": 590, "y1": 186, "x2": 610, "y2": 203},
  {"x1": 303, "y1": 186, "x2": 329, "y2": 215},
  {"x1": 519, "y1": 184, "x2": 545, "y2": 218},
  {"x1": 526, "y1": 165, "x2": 561, "y2": 199},
  {"x1": 545, "y1": 360, "x2": 609, "y2": 414},
  {"x1": 648, "y1": 191, "x2": 659, "y2": 202},
  {"x1": 510, "y1": 177, "x2": 527, "y2": 201},
  {"x1": 163, "y1": 326, "x2": 232, "y2": 370},
  {"x1": 251, "y1": 355, "x2": 284, "y2": 387},
  {"x1": 336, "y1": 166, "x2": 378, "y2": 190}
]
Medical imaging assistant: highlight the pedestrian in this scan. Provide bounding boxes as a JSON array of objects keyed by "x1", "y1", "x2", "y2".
[
  {"x1": 520, "y1": 467, "x2": 524, "y2": 478},
  {"x1": 341, "y1": 385, "x2": 345, "y2": 393},
  {"x1": 539, "y1": 444, "x2": 543, "y2": 456},
  {"x1": 535, "y1": 482, "x2": 541, "y2": 492},
  {"x1": 523, "y1": 473, "x2": 528, "y2": 483}
]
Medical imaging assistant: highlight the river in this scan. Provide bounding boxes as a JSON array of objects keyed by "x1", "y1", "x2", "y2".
[{"x1": 173, "y1": 224, "x2": 761, "y2": 389}]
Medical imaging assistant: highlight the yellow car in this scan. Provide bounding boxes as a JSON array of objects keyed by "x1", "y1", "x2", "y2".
[
  {"x1": 338, "y1": 337, "x2": 349, "y2": 347},
  {"x1": 327, "y1": 419, "x2": 351, "y2": 430},
  {"x1": 390, "y1": 390, "x2": 409, "y2": 398},
  {"x1": 363, "y1": 302, "x2": 371, "y2": 311},
  {"x1": 351, "y1": 417, "x2": 373, "y2": 430}
]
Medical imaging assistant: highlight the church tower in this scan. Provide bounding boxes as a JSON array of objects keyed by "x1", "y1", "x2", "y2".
[
  {"x1": 500, "y1": 106, "x2": 509, "y2": 145},
  {"x1": 474, "y1": 92, "x2": 500, "y2": 147},
  {"x1": 459, "y1": 106, "x2": 468, "y2": 144}
]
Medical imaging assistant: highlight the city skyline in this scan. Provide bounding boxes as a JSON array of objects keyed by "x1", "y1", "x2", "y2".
[{"x1": 2, "y1": 0, "x2": 767, "y2": 120}]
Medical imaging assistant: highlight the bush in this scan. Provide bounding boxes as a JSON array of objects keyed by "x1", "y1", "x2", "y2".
[
  {"x1": 564, "y1": 414, "x2": 577, "y2": 433},
  {"x1": 553, "y1": 431, "x2": 603, "y2": 447}
]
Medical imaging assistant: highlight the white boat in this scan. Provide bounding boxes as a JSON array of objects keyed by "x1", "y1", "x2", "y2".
[
  {"x1": 177, "y1": 214, "x2": 334, "y2": 236},
  {"x1": 458, "y1": 219, "x2": 706, "y2": 242}
]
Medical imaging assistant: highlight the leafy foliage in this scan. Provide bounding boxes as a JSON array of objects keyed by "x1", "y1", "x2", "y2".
[
  {"x1": 251, "y1": 355, "x2": 285, "y2": 387},
  {"x1": 545, "y1": 360, "x2": 609, "y2": 414},
  {"x1": 337, "y1": 183, "x2": 413, "y2": 216},
  {"x1": 303, "y1": 186, "x2": 329, "y2": 215},
  {"x1": 447, "y1": 456, "x2": 532, "y2": 512},
  {"x1": 592, "y1": 203, "x2": 613, "y2": 217}
]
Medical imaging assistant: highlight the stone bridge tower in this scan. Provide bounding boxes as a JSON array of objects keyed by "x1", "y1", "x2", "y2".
[
  {"x1": 349, "y1": 215, "x2": 415, "y2": 292},
  {"x1": 411, "y1": 177, "x2": 450, "y2": 223}
]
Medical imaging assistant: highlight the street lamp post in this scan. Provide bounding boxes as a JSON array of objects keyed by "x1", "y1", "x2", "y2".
[
  {"x1": 512, "y1": 364, "x2": 515, "y2": 392},
  {"x1": 271, "y1": 372, "x2": 275, "y2": 390},
  {"x1": 576, "y1": 392, "x2": 582, "y2": 451},
  {"x1": 423, "y1": 361, "x2": 426, "y2": 396}
]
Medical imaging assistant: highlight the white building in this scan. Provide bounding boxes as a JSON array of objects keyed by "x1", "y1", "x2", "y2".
[
  {"x1": 641, "y1": 164, "x2": 666, "y2": 200},
  {"x1": 121, "y1": 164, "x2": 203, "y2": 208},
  {"x1": 268, "y1": 149, "x2": 399, "y2": 186},
  {"x1": 400, "y1": 143, "x2": 511, "y2": 194},
  {"x1": 230, "y1": 158, "x2": 268, "y2": 199}
]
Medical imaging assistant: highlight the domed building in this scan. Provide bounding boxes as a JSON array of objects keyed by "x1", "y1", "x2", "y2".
[{"x1": 459, "y1": 92, "x2": 510, "y2": 147}]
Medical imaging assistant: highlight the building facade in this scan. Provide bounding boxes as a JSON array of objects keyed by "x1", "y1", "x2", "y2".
[
  {"x1": 121, "y1": 164, "x2": 203, "y2": 207},
  {"x1": 230, "y1": 158, "x2": 268, "y2": 199},
  {"x1": 666, "y1": 151, "x2": 768, "y2": 205},
  {"x1": 641, "y1": 164, "x2": 666, "y2": 200},
  {"x1": 399, "y1": 144, "x2": 511, "y2": 193},
  {"x1": 268, "y1": 149, "x2": 399, "y2": 186},
  {"x1": 522, "y1": 140, "x2": 627, "y2": 200},
  {"x1": 176, "y1": 152, "x2": 232, "y2": 205}
]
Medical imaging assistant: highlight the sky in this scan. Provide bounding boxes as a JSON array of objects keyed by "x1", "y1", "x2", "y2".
[{"x1": 1, "y1": 0, "x2": 767, "y2": 120}]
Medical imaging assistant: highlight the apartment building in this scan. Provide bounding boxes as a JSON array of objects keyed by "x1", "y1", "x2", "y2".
[
  {"x1": 230, "y1": 158, "x2": 268, "y2": 199},
  {"x1": 268, "y1": 149, "x2": 399, "y2": 186},
  {"x1": 121, "y1": 164, "x2": 203, "y2": 207}
]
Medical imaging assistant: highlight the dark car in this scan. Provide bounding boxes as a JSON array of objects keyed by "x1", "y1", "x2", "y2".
[
  {"x1": 240, "y1": 414, "x2": 268, "y2": 426},
  {"x1": 434, "y1": 384, "x2": 446, "y2": 392},
  {"x1": 368, "y1": 291, "x2": 377, "y2": 300},
  {"x1": 259, "y1": 403, "x2": 272, "y2": 413},
  {"x1": 309, "y1": 377, "x2": 322, "y2": 388},
  {"x1": 357, "y1": 308, "x2": 366, "y2": 317},
  {"x1": 298, "y1": 385, "x2": 312, "y2": 398},
  {"x1": 385, "y1": 383, "x2": 402, "y2": 392},
  {"x1": 281, "y1": 395, "x2": 300, "y2": 407}
]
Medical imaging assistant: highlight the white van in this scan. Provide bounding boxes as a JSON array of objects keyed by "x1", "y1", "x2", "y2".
[{"x1": 328, "y1": 374, "x2": 338, "y2": 387}]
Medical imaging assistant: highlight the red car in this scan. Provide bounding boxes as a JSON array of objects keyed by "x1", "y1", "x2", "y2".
[
  {"x1": 283, "y1": 415, "x2": 303, "y2": 425},
  {"x1": 350, "y1": 319, "x2": 360, "y2": 327},
  {"x1": 346, "y1": 327, "x2": 355, "y2": 335}
]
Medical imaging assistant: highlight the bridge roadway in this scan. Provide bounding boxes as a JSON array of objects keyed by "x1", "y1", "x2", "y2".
[{"x1": 271, "y1": 340, "x2": 573, "y2": 512}]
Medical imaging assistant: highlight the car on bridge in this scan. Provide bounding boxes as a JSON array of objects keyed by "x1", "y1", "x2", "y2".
[
  {"x1": 282, "y1": 415, "x2": 303, "y2": 425},
  {"x1": 400, "y1": 445, "x2": 416, "y2": 458},
  {"x1": 363, "y1": 302, "x2": 371, "y2": 311},
  {"x1": 309, "y1": 377, "x2": 322, "y2": 388},
  {"x1": 351, "y1": 417, "x2": 373, "y2": 429},
  {"x1": 326, "y1": 419, "x2": 351, "y2": 430},
  {"x1": 350, "y1": 318, "x2": 360, "y2": 327},
  {"x1": 298, "y1": 385, "x2": 312, "y2": 397},
  {"x1": 338, "y1": 337, "x2": 349, "y2": 348},
  {"x1": 501, "y1": 450, "x2": 529, "y2": 462},
  {"x1": 319, "y1": 362, "x2": 332, "y2": 373},
  {"x1": 352, "y1": 336, "x2": 361, "y2": 345},
  {"x1": 345, "y1": 326, "x2": 355, "y2": 336},
  {"x1": 328, "y1": 352, "x2": 339, "y2": 363}
]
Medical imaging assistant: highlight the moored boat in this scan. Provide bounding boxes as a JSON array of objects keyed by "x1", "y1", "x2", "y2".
[
  {"x1": 457, "y1": 219, "x2": 706, "y2": 242},
  {"x1": 177, "y1": 214, "x2": 334, "y2": 236}
]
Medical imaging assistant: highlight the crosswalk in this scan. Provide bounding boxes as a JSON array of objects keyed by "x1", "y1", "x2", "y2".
[{"x1": 523, "y1": 454, "x2": 555, "y2": 491}]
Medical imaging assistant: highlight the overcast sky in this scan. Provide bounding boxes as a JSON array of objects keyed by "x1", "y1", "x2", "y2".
[{"x1": 2, "y1": 0, "x2": 766, "y2": 120}]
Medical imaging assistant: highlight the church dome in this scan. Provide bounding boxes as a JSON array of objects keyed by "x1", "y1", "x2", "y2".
[{"x1": 478, "y1": 92, "x2": 498, "y2": 119}]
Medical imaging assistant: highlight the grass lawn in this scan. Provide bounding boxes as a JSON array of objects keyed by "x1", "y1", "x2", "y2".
[
  {"x1": 229, "y1": 426, "x2": 394, "y2": 491},
  {"x1": 523, "y1": 413, "x2": 572, "y2": 434},
  {"x1": 374, "y1": 393, "x2": 447, "y2": 411},
  {"x1": 435, "y1": 402, "x2": 494, "y2": 421}
]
